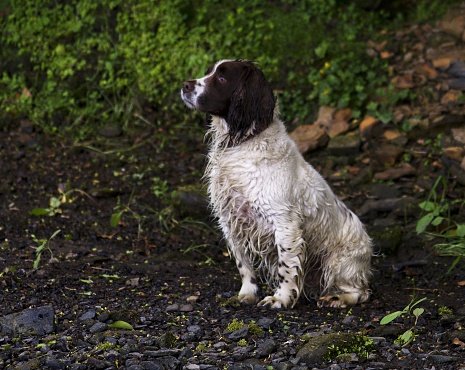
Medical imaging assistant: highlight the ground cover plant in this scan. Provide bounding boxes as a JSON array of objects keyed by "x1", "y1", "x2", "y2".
[{"x1": 2, "y1": 0, "x2": 454, "y2": 139}]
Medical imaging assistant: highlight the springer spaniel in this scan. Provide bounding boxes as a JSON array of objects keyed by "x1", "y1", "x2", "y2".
[{"x1": 181, "y1": 60, "x2": 372, "y2": 309}]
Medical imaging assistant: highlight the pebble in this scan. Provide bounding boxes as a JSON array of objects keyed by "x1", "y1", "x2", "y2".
[
  {"x1": 79, "y1": 309, "x2": 96, "y2": 321},
  {"x1": 228, "y1": 326, "x2": 249, "y2": 340},
  {"x1": 89, "y1": 322, "x2": 108, "y2": 334}
]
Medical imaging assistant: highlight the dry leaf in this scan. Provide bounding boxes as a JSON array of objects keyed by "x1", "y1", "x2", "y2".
[{"x1": 453, "y1": 337, "x2": 465, "y2": 347}]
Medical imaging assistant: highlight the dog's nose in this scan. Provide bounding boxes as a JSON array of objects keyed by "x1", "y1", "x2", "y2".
[{"x1": 182, "y1": 80, "x2": 196, "y2": 93}]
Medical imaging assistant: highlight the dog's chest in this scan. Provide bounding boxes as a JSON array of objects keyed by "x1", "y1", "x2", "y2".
[{"x1": 207, "y1": 149, "x2": 275, "y2": 233}]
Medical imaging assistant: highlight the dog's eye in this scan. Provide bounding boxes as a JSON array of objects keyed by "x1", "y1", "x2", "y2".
[{"x1": 218, "y1": 74, "x2": 226, "y2": 83}]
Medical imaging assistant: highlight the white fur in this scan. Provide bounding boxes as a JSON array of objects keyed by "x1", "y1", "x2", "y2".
[
  {"x1": 205, "y1": 112, "x2": 372, "y2": 308},
  {"x1": 182, "y1": 60, "x2": 372, "y2": 309}
]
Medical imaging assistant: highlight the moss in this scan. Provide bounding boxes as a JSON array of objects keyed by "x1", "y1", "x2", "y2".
[
  {"x1": 439, "y1": 306, "x2": 453, "y2": 316},
  {"x1": 324, "y1": 334, "x2": 374, "y2": 361},
  {"x1": 226, "y1": 318, "x2": 263, "y2": 336}
]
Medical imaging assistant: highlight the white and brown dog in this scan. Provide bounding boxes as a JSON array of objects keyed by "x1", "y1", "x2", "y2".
[{"x1": 181, "y1": 59, "x2": 372, "y2": 309}]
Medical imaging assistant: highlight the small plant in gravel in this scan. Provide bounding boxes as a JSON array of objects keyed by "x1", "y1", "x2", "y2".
[
  {"x1": 380, "y1": 297, "x2": 426, "y2": 346},
  {"x1": 225, "y1": 318, "x2": 263, "y2": 336},
  {"x1": 30, "y1": 183, "x2": 95, "y2": 217},
  {"x1": 237, "y1": 339, "x2": 248, "y2": 347},
  {"x1": 438, "y1": 306, "x2": 453, "y2": 316},
  {"x1": 416, "y1": 175, "x2": 465, "y2": 273},
  {"x1": 31, "y1": 229, "x2": 61, "y2": 269}
]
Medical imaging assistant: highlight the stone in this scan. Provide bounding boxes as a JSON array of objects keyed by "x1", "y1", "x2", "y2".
[
  {"x1": 256, "y1": 317, "x2": 275, "y2": 329},
  {"x1": 289, "y1": 124, "x2": 329, "y2": 154},
  {"x1": 89, "y1": 322, "x2": 108, "y2": 334},
  {"x1": 374, "y1": 143, "x2": 404, "y2": 166},
  {"x1": 98, "y1": 125, "x2": 122, "y2": 138},
  {"x1": 255, "y1": 339, "x2": 277, "y2": 357},
  {"x1": 440, "y1": 7, "x2": 465, "y2": 41},
  {"x1": 374, "y1": 164, "x2": 416, "y2": 180},
  {"x1": 442, "y1": 90, "x2": 463, "y2": 106},
  {"x1": 444, "y1": 147, "x2": 464, "y2": 161},
  {"x1": 452, "y1": 127, "x2": 465, "y2": 144},
  {"x1": 228, "y1": 326, "x2": 249, "y2": 340},
  {"x1": 172, "y1": 185, "x2": 209, "y2": 221},
  {"x1": 297, "y1": 332, "x2": 367, "y2": 365},
  {"x1": 359, "y1": 116, "x2": 383, "y2": 139},
  {"x1": 0, "y1": 306, "x2": 54, "y2": 335},
  {"x1": 327, "y1": 133, "x2": 361, "y2": 156},
  {"x1": 79, "y1": 309, "x2": 96, "y2": 321}
]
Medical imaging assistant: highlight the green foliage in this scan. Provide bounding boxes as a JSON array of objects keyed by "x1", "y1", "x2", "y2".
[
  {"x1": 31, "y1": 229, "x2": 61, "y2": 269},
  {"x1": 415, "y1": 175, "x2": 465, "y2": 272},
  {"x1": 380, "y1": 297, "x2": 426, "y2": 346},
  {"x1": 1, "y1": 1, "x2": 455, "y2": 138},
  {"x1": 1, "y1": 0, "x2": 402, "y2": 138}
]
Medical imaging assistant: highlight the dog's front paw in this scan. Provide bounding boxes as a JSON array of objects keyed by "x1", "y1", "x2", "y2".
[
  {"x1": 257, "y1": 296, "x2": 288, "y2": 310},
  {"x1": 238, "y1": 293, "x2": 259, "y2": 305},
  {"x1": 318, "y1": 295, "x2": 347, "y2": 308}
]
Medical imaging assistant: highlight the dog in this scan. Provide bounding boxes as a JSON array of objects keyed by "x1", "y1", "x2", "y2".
[{"x1": 181, "y1": 59, "x2": 372, "y2": 309}]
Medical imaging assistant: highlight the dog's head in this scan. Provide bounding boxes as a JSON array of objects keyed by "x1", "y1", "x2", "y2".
[{"x1": 181, "y1": 59, "x2": 276, "y2": 143}]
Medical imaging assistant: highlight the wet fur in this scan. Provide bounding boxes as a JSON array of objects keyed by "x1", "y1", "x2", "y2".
[{"x1": 181, "y1": 60, "x2": 372, "y2": 309}]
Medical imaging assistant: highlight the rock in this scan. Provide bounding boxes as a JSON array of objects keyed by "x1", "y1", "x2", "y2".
[
  {"x1": 186, "y1": 295, "x2": 199, "y2": 303},
  {"x1": 256, "y1": 317, "x2": 275, "y2": 329},
  {"x1": 179, "y1": 304, "x2": 194, "y2": 312},
  {"x1": 369, "y1": 225, "x2": 403, "y2": 256},
  {"x1": 98, "y1": 125, "x2": 122, "y2": 138},
  {"x1": 440, "y1": 7, "x2": 465, "y2": 41},
  {"x1": 444, "y1": 147, "x2": 464, "y2": 160},
  {"x1": 0, "y1": 306, "x2": 54, "y2": 335},
  {"x1": 452, "y1": 127, "x2": 465, "y2": 144},
  {"x1": 166, "y1": 304, "x2": 180, "y2": 312},
  {"x1": 315, "y1": 106, "x2": 336, "y2": 129},
  {"x1": 89, "y1": 322, "x2": 108, "y2": 333},
  {"x1": 79, "y1": 309, "x2": 96, "y2": 321},
  {"x1": 428, "y1": 354, "x2": 463, "y2": 364},
  {"x1": 15, "y1": 358, "x2": 41, "y2": 370},
  {"x1": 370, "y1": 183, "x2": 400, "y2": 199},
  {"x1": 327, "y1": 133, "x2": 361, "y2": 156},
  {"x1": 289, "y1": 124, "x2": 329, "y2": 154},
  {"x1": 447, "y1": 78, "x2": 465, "y2": 90},
  {"x1": 172, "y1": 185, "x2": 209, "y2": 221},
  {"x1": 255, "y1": 339, "x2": 277, "y2": 357},
  {"x1": 374, "y1": 164, "x2": 416, "y2": 180},
  {"x1": 359, "y1": 116, "x2": 383, "y2": 139},
  {"x1": 228, "y1": 326, "x2": 249, "y2": 340},
  {"x1": 432, "y1": 57, "x2": 452, "y2": 70},
  {"x1": 297, "y1": 332, "x2": 369, "y2": 365},
  {"x1": 374, "y1": 143, "x2": 404, "y2": 166}
]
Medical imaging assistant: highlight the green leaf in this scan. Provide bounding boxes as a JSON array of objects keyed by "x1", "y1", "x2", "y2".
[
  {"x1": 380, "y1": 311, "x2": 402, "y2": 325},
  {"x1": 419, "y1": 201, "x2": 435, "y2": 212},
  {"x1": 110, "y1": 211, "x2": 123, "y2": 227},
  {"x1": 30, "y1": 208, "x2": 50, "y2": 216},
  {"x1": 409, "y1": 297, "x2": 427, "y2": 309},
  {"x1": 416, "y1": 213, "x2": 434, "y2": 234},
  {"x1": 413, "y1": 308, "x2": 424, "y2": 317},
  {"x1": 108, "y1": 320, "x2": 134, "y2": 330},
  {"x1": 399, "y1": 329, "x2": 413, "y2": 345},
  {"x1": 431, "y1": 216, "x2": 444, "y2": 226},
  {"x1": 456, "y1": 224, "x2": 465, "y2": 237},
  {"x1": 49, "y1": 196, "x2": 62, "y2": 209},
  {"x1": 80, "y1": 278, "x2": 93, "y2": 284}
]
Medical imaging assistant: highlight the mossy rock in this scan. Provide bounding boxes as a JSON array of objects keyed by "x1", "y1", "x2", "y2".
[
  {"x1": 297, "y1": 332, "x2": 373, "y2": 365},
  {"x1": 171, "y1": 184, "x2": 210, "y2": 221},
  {"x1": 369, "y1": 224, "x2": 403, "y2": 255}
]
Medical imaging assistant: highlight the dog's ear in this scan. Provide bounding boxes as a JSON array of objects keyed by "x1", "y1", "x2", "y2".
[{"x1": 227, "y1": 63, "x2": 276, "y2": 143}]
